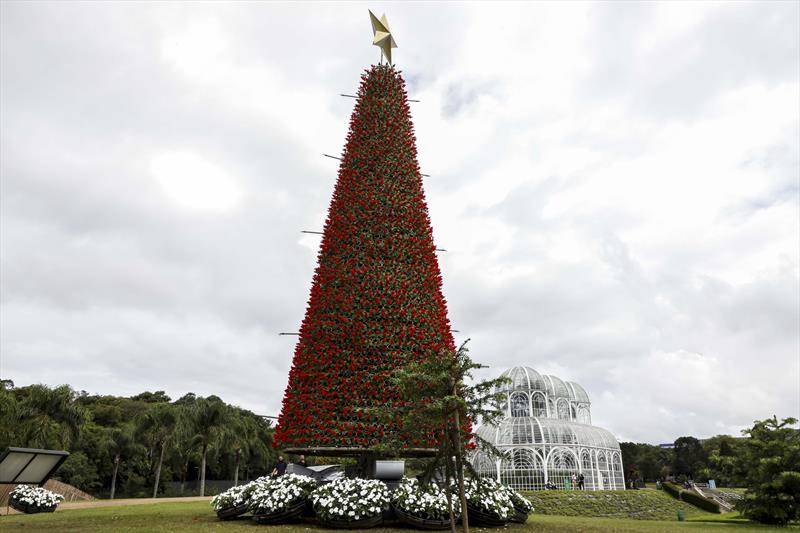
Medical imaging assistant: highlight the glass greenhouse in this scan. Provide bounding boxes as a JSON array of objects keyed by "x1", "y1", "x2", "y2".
[{"x1": 472, "y1": 366, "x2": 625, "y2": 491}]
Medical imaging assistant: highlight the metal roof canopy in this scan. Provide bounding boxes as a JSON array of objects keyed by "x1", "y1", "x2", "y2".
[
  {"x1": 0, "y1": 447, "x2": 70, "y2": 486},
  {"x1": 282, "y1": 446, "x2": 437, "y2": 458}
]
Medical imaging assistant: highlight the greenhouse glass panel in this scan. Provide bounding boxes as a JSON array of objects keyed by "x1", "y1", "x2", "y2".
[
  {"x1": 557, "y1": 399, "x2": 570, "y2": 420},
  {"x1": 510, "y1": 392, "x2": 530, "y2": 417},
  {"x1": 473, "y1": 366, "x2": 624, "y2": 491},
  {"x1": 532, "y1": 393, "x2": 547, "y2": 417}
]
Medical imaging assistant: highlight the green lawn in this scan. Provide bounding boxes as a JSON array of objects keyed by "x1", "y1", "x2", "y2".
[
  {"x1": 522, "y1": 489, "x2": 709, "y2": 520},
  {"x1": 1, "y1": 501, "x2": 797, "y2": 533}
]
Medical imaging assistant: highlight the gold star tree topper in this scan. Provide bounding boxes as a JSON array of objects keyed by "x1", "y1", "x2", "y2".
[{"x1": 369, "y1": 10, "x2": 397, "y2": 64}]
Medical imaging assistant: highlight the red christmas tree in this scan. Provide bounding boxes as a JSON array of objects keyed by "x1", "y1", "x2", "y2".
[{"x1": 274, "y1": 64, "x2": 455, "y2": 452}]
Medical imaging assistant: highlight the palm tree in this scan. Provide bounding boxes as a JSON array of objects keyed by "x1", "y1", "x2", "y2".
[
  {"x1": 137, "y1": 403, "x2": 178, "y2": 498},
  {"x1": 0, "y1": 381, "x2": 19, "y2": 448},
  {"x1": 170, "y1": 400, "x2": 199, "y2": 495},
  {"x1": 190, "y1": 397, "x2": 229, "y2": 496},
  {"x1": 225, "y1": 410, "x2": 272, "y2": 486},
  {"x1": 19, "y1": 384, "x2": 87, "y2": 449},
  {"x1": 104, "y1": 427, "x2": 140, "y2": 499}
]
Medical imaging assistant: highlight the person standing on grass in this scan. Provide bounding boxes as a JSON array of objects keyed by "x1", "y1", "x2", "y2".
[
  {"x1": 571, "y1": 473, "x2": 577, "y2": 490},
  {"x1": 578, "y1": 473, "x2": 585, "y2": 490}
]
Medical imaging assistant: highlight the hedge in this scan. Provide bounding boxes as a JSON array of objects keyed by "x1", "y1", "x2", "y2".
[
  {"x1": 662, "y1": 482, "x2": 682, "y2": 499},
  {"x1": 680, "y1": 489, "x2": 721, "y2": 513},
  {"x1": 662, "y1": 482, "x2": 721, "y2": 514}
]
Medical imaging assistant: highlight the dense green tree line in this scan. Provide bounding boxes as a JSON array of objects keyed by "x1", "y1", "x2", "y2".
[
  {"x1": 621, "y1": 433, "x2": 748, "y2": 485},
  {"x1": 0, "y1": 381, "x2": 276, "y2": 498},
  {"x1": 622, "y1": 418, "x2": 799, "y2": 525}
]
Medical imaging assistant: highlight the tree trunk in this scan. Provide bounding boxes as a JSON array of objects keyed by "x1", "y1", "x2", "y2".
[
  {"x1": 180, "y1": 456, "x2": 189, "y2": 495},
  {"x1": 200, "y1": 443, "x2": 208, "y2": 497},
  {"x1": 454, "y1": 401, "x2": 469, "y2": 533},
  {"x1": 110, "y1": 454, "x2": 120, "y2": 500},
  {"x1": 234, "y1": 449, "x2": 241, "y2": 486},
  {"x1": 152, "y1": 440, "x2": 166, "y2": 498},
  {"x1": 443, "y1": 434, "x2": 458, "y2": 533}
]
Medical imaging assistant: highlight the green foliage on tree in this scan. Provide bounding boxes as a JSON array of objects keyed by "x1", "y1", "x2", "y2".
[
  {"x1": 55, "y1": 451, "x2": 101, "y2": 492},
  {"x1": 672, "y1": 436, "x2": 708, "y2": 479},
  {"x1": 703, "y1": 434, "x2": 743, "y2": 487},
  {"x1": 137, "y1": 403, "x2": 178, "y2": 497},
  {"x1": 735, "y1": 416, "x2": 800, "y2": 525},
  {"x1": 188, "y1": 397, "x2": 229, "y2": 497},
  {"x1": 0, "y1": 382, "x2": 275, "y2": 499},
  {"x1": 372, "y1": 340, "x2": 509, "y2": 533},
  {"x1": 17, "y1": 384, "x2": 88, "y2": 449},
  {"x1": 620, "y1": 436, "x2": 747, "y2": 486},
  {"x1": 620, "y1": 442, "x2": 672, "y2": 483},
  {"x1": 104, "y1": 426, "x2": 143, "y2": 499}
]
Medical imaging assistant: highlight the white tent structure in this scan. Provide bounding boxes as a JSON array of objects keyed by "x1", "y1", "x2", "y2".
[{"x1": 472, "y1": 366, "x2": 625, "y2": 491}]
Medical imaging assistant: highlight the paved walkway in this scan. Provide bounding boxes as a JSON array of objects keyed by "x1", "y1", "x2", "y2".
[{"x1": 5, "y1": 496, "x2": 211, "y2": 515}]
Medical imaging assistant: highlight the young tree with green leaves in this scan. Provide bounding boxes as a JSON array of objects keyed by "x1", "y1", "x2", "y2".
[
  {"x1": 735, "y1": 416, "x2": 799, "y2": 525},
  {"x1": 375, "y1": 340, "x2": 509, "y2": 533}
]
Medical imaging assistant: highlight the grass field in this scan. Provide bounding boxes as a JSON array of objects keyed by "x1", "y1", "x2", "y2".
[
  {"x1": 522, "y1": 489, "x2": 710, "y2": 520},
  {"x1": 2, "y1": 501, "x2": 798, "y2": 533}
]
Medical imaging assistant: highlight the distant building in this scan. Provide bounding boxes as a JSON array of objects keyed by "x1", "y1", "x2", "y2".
[{"x1": 472, "y1": 366, "x2": 625, "y2": 490}]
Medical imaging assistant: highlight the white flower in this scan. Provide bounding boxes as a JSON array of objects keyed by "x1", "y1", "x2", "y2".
[
  {"x1": 310, "y1": 478, "x2": 389, "y2": 522},
  {"x1": 248, "y1": 474, "x2": 317, "y2": 515},
  {"x1": 9, "y1": 486, "x2": 63, "y2": 512},
  {"x1": 393, "y1": 477, "x2": 459, "y2": 521}
]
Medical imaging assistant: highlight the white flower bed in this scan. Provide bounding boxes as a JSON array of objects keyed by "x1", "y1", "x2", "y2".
[
  {"x1": 503, "y1": 486, "x2": 533, "y2": 513},
  {"x1": 9, "y1": 485, "x2": 64, "y2": 512},
  {"x1": 393, "y1": 477, "x2": 460, "y2": 521},
  {"x1": 210, "y1": 480, "x2": 261, "y2": 511},
  {"x1": 462, "y1": 477, "x2": 515, "y2": 519},
  {"x1": 249, "y1": 474, "x2": 317, "y2": 515},
  {"x1": 311, "y1": 477, "x2": 390, "y2": 522}
]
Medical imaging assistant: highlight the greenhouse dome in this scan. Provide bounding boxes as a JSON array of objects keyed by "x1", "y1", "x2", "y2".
[{"x1": 471, "y1": 366, "x2": 625, "y2": 491}]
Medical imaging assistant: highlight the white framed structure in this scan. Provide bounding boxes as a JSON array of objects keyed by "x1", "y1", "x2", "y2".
[{"x1": 472, "y1": 366, "x2": 625, "y2": 491}]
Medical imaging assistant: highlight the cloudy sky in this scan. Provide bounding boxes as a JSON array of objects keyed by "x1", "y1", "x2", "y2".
[{"x1": 1, "y1": 1, "x2": 798, "y2": 444}]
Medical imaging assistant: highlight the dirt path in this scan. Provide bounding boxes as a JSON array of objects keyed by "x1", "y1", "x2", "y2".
[{"x1": 5, "y1": 496, "x2": 211, "y2": 515}]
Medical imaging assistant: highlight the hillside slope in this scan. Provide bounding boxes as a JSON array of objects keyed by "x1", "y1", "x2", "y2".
[{"x1": 522, "y1": 489, "x2": 713, "y2": 520}]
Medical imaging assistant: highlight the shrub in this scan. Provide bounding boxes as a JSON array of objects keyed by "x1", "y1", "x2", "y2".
[
  {"x1": 463, "y1": 477, "x2": 515, "y2": 520},
  {"x1": 310, "y1": 478, "x2": 390, "y2": 522},
  {"x1": 250, "y1": 474, "x2": 317, "y2": 515},
  {"x1": 503, "y1": 487, "x2": 533, "y2": 514},
  {"x1": 680, "y1": 489, "x2": 721, "y2": 513},
  {"x1": 661, "y1": 481, "x2": 720, "y2": 513},
  {"x1": 210, "y1": 480, "x2": 261, "y2": 512},
  {"x1": 393, "y1": 477, "x2": 459, "y2": 521},
  {"x1": 662, "y1": 481, "x2": 682, "y2": 499},
  {"x1": 9, "y1": 485, "x2": 64, "y2": 513}
]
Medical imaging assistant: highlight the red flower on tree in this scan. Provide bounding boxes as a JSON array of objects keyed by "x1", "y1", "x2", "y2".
[{"x1": 274, "y1": 64, "x2": 455, "y2": 450}]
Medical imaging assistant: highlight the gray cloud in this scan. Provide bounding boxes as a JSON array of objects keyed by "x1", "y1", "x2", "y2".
[{"x1": 1, "y1": 1, "x2": 797, "y2": 444}]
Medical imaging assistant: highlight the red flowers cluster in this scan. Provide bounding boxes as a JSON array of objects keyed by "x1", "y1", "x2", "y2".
[{"x1": 274, "y1": 65, "x2": 456, "y2": 450}]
